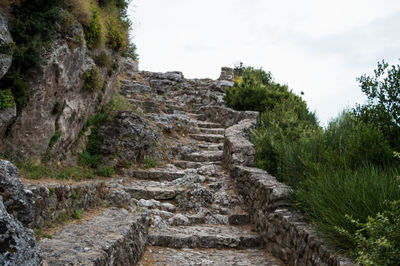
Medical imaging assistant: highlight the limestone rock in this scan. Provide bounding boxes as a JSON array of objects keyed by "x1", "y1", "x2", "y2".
[
  {"x1": 0, "y1": 198, "x2": 42, "y2": 266},
  {"x1": 0, "y1": 160, "x2": 35, "y2": 227},
  {"x1": 98, "y1": 111, "x2": 164, "y2": 163},
  {"x1": 0, "y1": 8, "x2": 12, "y2": 80},
  {"x1": 0, "y1": 107, "x2": 16, "y2": 141}
]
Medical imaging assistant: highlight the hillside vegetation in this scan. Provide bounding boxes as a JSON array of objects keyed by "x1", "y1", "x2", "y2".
[
  {"x1": 225, "y1": 62, "x2": 400, "y2": 264},
  {"x1": 0, "y1": 0, "x2": 138, "y2": 113}
]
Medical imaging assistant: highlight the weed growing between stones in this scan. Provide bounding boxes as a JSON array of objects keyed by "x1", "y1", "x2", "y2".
[
  {"x1": 143, "y1": 157, "x2": 158, "y2": 169},
  {"x1": 72, "y1": 208, "x2": 83, "y2": 219}
]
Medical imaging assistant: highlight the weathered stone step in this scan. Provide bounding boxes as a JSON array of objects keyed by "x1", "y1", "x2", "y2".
[
  {"x1": 169, "y1": 212, "x2": 250, "y2": 226},
  {"x1": 190, "y1": 133, "x2": 224, "y2": 143},
  {"x1": 125, "y1": 168, "x2": 185, "y2": 181},
  {"x1": 186, "y1": 113, "x2": 206, "y2": 120},
  {"x1": 197, "y1": 121, "x2": 222, "y2": 128},
  {"x1": 138, "y1": 247, "x2": 284, "y2": 266},
  {"x1": 198, "y1": 127, "x2": 225, "y2": 134},
  {"x1": 197, "y1": 143, "x2": 223, "y2": 151},
  {"x1": 148, "y1": 224, "x2": 262, "y2": 249},
  {"x1": 184, "y1": 150, "x2": 224, "y2": 162},
  {"x1": 40, "y1": 208, "x2": 148, "y2": 265},
  {"x1": 172, "y1": 160, "x2": 221, "y2": 169},
  {"x1": 124, "y1": 180, "x2": 185, "y2": 200}
]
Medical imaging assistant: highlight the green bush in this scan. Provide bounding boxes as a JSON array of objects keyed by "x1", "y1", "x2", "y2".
[
  {"x1": 94, "y1": 51, "x2": 112, "y2": 68},
  {"x1": 337, "y1": 200, "x2": 400, "y2": 265},
  {"x1": 82, "y1": 67, "x2": 102, "y2": 92},
  {"x1": 0, "y1": 89, "x2": 16, "y2": 110},
  {"x1": 296, "y1": 167, "x2": 400, "y2": 249},
  {"x1": 106, "y1": 19, "x2": 126, "y2": 51},
  {"x1": 48, "y1": 130, "x2": 61, "y2": 148},
  {"x1": 122, "y1": 43, "x2": 139, "y2": 61},
  {"x1": 96, "y1": 165, "x2": 115, "y2": 177},
  {"x1": 85, "y1": 7, "x2": 103, "y2": 49}
]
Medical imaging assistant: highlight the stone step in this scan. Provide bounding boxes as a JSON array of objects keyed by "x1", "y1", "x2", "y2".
[
  {"x1": 186, "y1": 113, "x2": 206, "y2": 120},
  {"x1": 197, "y1": 121, "x2": 222, "y2": 128},
  {"x1": 40, "y1": 208, "x2": 148, "y2": 265},
  {"x1": 125, "y1": 168, "x2": 185, "y2": 181},
  {"x1": 148, "y1": 224, "x2": 262, "y2": 249},
  {"x1": 198, "y1": 127, "x2": 225, "y2": 134},
  {"x1": 138, "y1": 247, "x2": 283, "y2": 266},
  {"x1": 184, "y1": 150, "x2": 224, "y2": 162},
  {"x1": 172, "y1": 160, "x2": 221, "y2": 169},
  {"x1": 169, "y1": 213, "x2": 250, "y2": 226},
  {"x1": 190, "y1": 133, "x2": 224, "y2": 143},
  {"x1": 197, "y1": 143, "x2": 223, "y2": 151},
  {"x1": 124, "y1": 180, "x2": 185, "y2": 200}
]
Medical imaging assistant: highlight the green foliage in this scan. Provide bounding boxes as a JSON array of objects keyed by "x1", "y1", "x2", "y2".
[
  {"x1": 52, "y1": 101, "x2": 65, "y2": 115},
  {"x1": 122, "y1": 43, "x2": 139, "y2": 61},
  {"x1": 48, "y1": 130, "x2": 61, "y2": 148},
  {"x1": 337, "y1": 200, "x2": 400, "y2": 265},
  {"x1": 82, "y1": 67, "x2": 102, "y2": 92},
  {"x1": 72, "y1": 208, "x2": 83, "y2": 219},
  {"x1": 297, "y1": 167, "x2": 400, "y2": 249},
  {"x1": 94, "y1": 51, "x2": 112, "y2": 68},
  {"x1": 143, "y1": 157, "x2": 158, "y2": 168},
  {"x1": 96, "y1": 165, "x2": 115, "y2": 177},
  {"x1": 85, "y1": 6, "x2": 103, "y2": 49},
  {"x1": 0, "y1": 89, "x2": 16, "y2": 110},
  {"x1": 234, "y1": 63, "x2": 273, "y2": 85},
  {"x1": 106, "y1": 19, "x2": 126, "y2": 51}
]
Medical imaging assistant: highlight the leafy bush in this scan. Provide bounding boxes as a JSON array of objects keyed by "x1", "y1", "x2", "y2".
[
  {"x1": 337, "y1": 200, "x2": 400, "y2": 265},
  {"x1": 94, "y1": 51, "x2": 112, "y2": 68},
  {"x1": 85, "y1": 6, "x2": 103, "y2": 48},
  {"x1": 122, "y1": 43, "x2": 139, "y2": 61},
  {"x1": 297, "y1": 167, "x2": 400, "y2": 249},
  {"x1": 106, "y1": 19, "x2": 127, "y2": 51},
  {"x1": 48, "y1": 130, "x2": 61, "y2": 148},
  {"x1": 96, "y1": 165, "x2": 115, "y2": 177},
  {"x1": 82, "y1": 66, "x2": 102, "y2": 92},
  {"x1": 0, "y1": 89, "x2": 16, "y2": 110}
]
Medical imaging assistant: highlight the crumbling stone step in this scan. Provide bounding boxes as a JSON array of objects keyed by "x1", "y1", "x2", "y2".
[
  {"x1": 172, "y1": 160, "x2": 221, "y2": 169},
  {"x1": 198, "y1": 127, "x2": 225, "y2": 134},
  {"x1": 125, "y1": 168, "x2": 185, "y2": 181},
  {"x1": 186, "y1": 113, "x2": 206, "y2": 120},
  {"x1": 40, "y1": 208, "x2": 148, "y2": 265},
  {"x1": 197, "y1": 121, "x2": 222, "y2": 128},
  {"x1": 184, "y1": 150, "x2": 224, "y2": 162},
  {"x1": 138, "y1": 247, "x2": 284, "y2": 266},
  {"x1": 124, "y1": 180, "x2": 185, "y2": 200},
  {"x1": 148, "y1": 225, "x2": 262, "y2": 249},
  {"x1": 190, "y1": 133, "x2": 224, "y2": 143},
  {"x1": 197, "y1": 143, "x2": 223, "y2": 151}
]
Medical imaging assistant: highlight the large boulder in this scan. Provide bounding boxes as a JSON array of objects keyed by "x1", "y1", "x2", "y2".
[
  {"x1": 0, "y1": 160, "x2": 35, "y2": 227},
  {"x1": 0, "y1": 198, "x2": 42, "y2": 266},
  {"x1": 98, "y1": 111, "x2": 165, "y2": 163},
  {"x1": 0, "y1": 8, "x2": 12, "y2": 80}
]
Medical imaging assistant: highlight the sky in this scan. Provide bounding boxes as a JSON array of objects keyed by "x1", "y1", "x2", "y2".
[{"x1": 128, "y1": 0, "x2": 400, "y2": 125}]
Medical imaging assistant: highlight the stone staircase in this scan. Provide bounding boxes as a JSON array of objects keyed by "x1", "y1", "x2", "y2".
[{"x1": 37, "y1": 69, "x2": 284, "y2": 265}]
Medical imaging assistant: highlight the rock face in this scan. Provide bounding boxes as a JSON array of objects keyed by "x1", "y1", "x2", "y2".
[
  {"x1": 98, "y1": 111, "x2": 165, "y2": 163},
  {"x1": 3, "y1": 22, "x2": 118, "y2": 161},
  {"x1": 0, "y1": 8, "x2": 12, "y2": 80},
  {"x1": 0, "y1": 198, "x2": 42, "y2": 266},
  {"x1": 0, "y1": 160, "x2": 35, "y2": 227},
  {"x1": 0, "y1": 107, "x2": 16, "y2": 140}
]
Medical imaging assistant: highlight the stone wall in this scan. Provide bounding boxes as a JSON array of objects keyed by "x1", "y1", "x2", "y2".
[
  {"x1": 199, "y1": 106, "x2": 258, "y2": 128},
  {"x1": 28, "y1": 179, "x2": 131, "y2": 229},
  {"x1": 221, "y1": 108, "x2": 353, "y2": 265}
]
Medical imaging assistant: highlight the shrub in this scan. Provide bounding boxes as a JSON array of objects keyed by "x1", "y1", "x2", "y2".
[
  {"x1": 82, "y1": 66, "x2": 102, "y2": 92},
  {"x1": 68, "y1": 0, "x2": 91, "y2": 26},
  {"x1": 48, "y1": 130, "x2": 61, "y2": 148},
  {"x1": 337, "y1": 200, "x2": 400, "y2": 265},
  {"x1": 94, "y1": 51, "x2": 112, "y2": 68},
  {"x1": 0, "y1": 89, "x2": 16, "y2": 110},
  {"x1": 72, "y1": 208, "x2": 83, "y2": 219},
  {"x1": 296, "y1": 167, "x2": 400, "y2": 249},
  {"x1": 106, "y1": 19, "x2": 126, "y2": 51},
  {"x1": 85, "y1": 6, "x2": 103, "y2": 49},
  {"x1": 122, "y1": 43, "x2": 139, "y2": 61},
  {"x1": 96, "y1": 165, "x2": 115, "y2": 177}
]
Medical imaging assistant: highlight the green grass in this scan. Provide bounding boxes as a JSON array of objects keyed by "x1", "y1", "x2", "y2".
[
  {"x1": 143, "y1": 157, "x2": 158, "y2": 168},
  {"x1": 296, "y1": 166, "x2": 400, "y2": 249}
]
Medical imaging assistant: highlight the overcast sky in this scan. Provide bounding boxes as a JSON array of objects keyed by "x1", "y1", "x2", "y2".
[{"x1": 128, "y1": 0, "x2": 400, "y2": 125}]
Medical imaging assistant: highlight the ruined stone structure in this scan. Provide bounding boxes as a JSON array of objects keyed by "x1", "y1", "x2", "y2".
[{"x1": 0, "y1": 66, "x2": 352, "y2": 265}]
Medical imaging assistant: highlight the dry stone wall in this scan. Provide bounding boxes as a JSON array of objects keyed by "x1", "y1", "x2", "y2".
[{"x1": 220, "y1": 106, "x2": 353, "y2": 265}]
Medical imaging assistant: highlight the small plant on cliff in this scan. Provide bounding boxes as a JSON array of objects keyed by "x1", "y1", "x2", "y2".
[
  {"x1": 0, "y1": 89, "x2": 16, "y2": 110},
  {"x1": 82, "y1": 66, "x2": 102, "y2": 92},
  {"x1": 85, "y1": 6, "x2": 103, "y2": 49}
]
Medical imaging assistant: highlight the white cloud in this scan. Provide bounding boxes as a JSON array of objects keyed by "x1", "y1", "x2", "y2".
[{"x1": 129, "y1": 0, "x2": 400, "y2": 124}]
